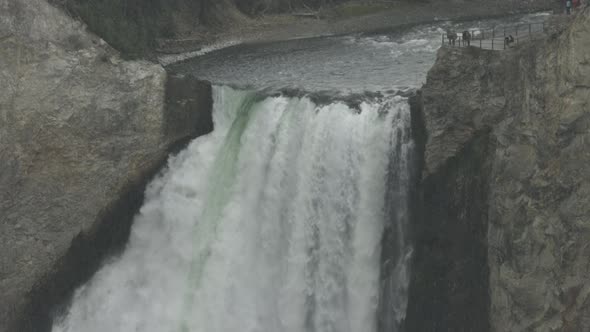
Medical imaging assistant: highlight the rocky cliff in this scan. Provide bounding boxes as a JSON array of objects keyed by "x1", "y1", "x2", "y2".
[
  {"x1": 0, "y1": 0, "x2": 213, "y2": 331},
  {"x1": 51, "y1": 0, "x2": 557, "y2": 58},
  {"x1": 48, "y1": 0, "x2": 350, "y2": 57},
  {"x1": 407, "y1": 8, "x2": 590, "y2": 332}
]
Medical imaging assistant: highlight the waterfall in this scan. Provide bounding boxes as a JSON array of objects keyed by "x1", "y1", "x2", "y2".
[{"x1": 53, "y1": 86, "x2": 413, "y2": 332}]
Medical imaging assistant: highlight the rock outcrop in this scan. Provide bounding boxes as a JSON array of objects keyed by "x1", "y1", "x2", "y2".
[
  {"x1": 407, "y1": 9, "x2": 590, "y2": 332},
  {"x1": 0, "y1": 1, "x2": 213, "y2": 331}
]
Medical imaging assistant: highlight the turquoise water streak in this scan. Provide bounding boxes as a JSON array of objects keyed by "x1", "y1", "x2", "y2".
[
  {"x1": 179, "y1": 93, "x2": 260, "y2": 332},
  {"x1": 53, "y1": 86, "x2": 413, "y2": 332}
]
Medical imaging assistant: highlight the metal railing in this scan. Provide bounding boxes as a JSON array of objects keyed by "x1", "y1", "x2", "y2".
[{"x1": 441, "y1": 22, "x2": 546, "y2": 50}]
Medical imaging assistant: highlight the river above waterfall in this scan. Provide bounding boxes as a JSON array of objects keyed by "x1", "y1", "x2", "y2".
[{"x1": 169, "y1": 12, "x2": 550, "y2": 95}]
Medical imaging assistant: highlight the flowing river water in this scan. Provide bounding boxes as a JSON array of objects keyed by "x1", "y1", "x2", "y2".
[{"x1": 52, "y1": 13, "x2": 548, "y2": 332}]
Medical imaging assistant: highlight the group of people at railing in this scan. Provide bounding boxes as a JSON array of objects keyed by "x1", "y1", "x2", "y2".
[
  {"x1": 443, "y1": 0, "x2": 587, "y2": 49},
  {"x1": 444, "y1": 21, "x2": 542, "y2": 49},
  {"x1": 444, "y1": 29, "x2": 517, "y2": 48},
  {"x1": 445, "y1": 30, "x2": 472, "y2": 47}
]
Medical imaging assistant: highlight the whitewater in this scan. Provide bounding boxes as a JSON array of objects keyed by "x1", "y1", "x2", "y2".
[{"x1": 53, "y1": 86, "x2": 413, "y2": 332}]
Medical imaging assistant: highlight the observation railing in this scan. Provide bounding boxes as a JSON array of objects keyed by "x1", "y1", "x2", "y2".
[{"x1": 441, "y1": 22, "x2": 546, "y2": 50}]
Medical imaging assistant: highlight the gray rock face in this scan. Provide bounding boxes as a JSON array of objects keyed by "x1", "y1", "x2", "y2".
[
  {"x1": 0, "y1": 0, "x2": 212, "y2": 331},
  {"x1": 408, "y1": 9, "x2": 590, "y2": 332}
]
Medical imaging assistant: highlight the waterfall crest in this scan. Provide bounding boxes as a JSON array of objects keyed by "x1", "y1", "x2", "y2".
[{"x1": 53, "y1": 86, "x2": 413, "y2": 332}]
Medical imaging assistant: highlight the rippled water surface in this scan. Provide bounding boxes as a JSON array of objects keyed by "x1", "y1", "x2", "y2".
[{"x1": 169, "y1": 12, "x2": 550, "y2": 94}]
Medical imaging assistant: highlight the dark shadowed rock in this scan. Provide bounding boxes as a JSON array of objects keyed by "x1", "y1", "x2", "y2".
[
  {"x1": 407, "y1": 127, "x2": 494, "y2": 332},
  {"x1": 165, "y1": 74, "x2": 213, "y2": 149}
]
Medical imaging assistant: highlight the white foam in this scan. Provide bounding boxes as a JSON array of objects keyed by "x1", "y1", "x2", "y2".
[
  {"x1": 52, "y1": 86, "x2": 413, "y2": 332},
  {"x1": 158, "y1": 40, "x2": 242, "y2": 66}
]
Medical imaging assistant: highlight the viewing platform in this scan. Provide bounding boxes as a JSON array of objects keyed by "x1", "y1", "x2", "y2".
[{"x1": 441, "y1": 22, "x2": 546, "y2": 50}]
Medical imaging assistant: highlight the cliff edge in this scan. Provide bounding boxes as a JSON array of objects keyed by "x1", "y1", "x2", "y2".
[
  {"x1": 0, "y1": 0, "x2": 212, "y2": 331},
  {"x1": 407, "y1": 8, "x2": 590, "y2": 332}
]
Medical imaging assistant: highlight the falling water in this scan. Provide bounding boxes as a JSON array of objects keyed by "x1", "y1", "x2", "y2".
[{"x1": 53, "y1": 86, "x2": 413, "y2": 332}]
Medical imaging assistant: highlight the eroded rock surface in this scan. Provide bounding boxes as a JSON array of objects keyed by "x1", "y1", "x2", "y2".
[
  {"x1": 0, "y1": 1, "x2": 212, "y2": 331},
  {"x1": 408, "y1": 8, "x2": 590, "y2": 332}
]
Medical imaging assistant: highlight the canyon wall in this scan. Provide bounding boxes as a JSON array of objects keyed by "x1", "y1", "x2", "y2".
[
  {"x1": 48, "y1": 0, "x2": 350, "y2": 56},
  {"x1": 51, "y1": 0, "x2": 556, "y2": 57},
  {"x1": 0, "y1": 0, "x2": 213, "y2": 331},
  {"x1": 407, "y1": 9, "x2": 590, "y2": 331}
]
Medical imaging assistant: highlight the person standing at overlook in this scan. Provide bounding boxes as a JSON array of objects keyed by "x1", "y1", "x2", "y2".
[
  {"x1": 462, "y1": 31, "x2": 471, "y2": 46},
  {"x1": 446, "y1": 29, "x2": 457, "y2": 46}
]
